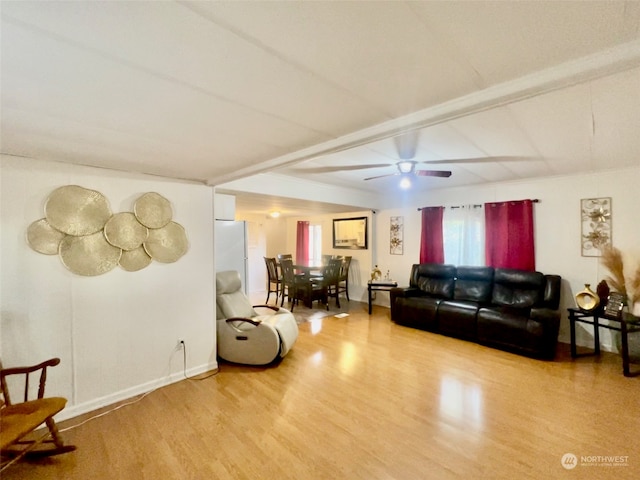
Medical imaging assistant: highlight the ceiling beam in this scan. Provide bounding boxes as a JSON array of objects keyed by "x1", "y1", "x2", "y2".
[{"x1": 207, "y1": 38, "x2": 640, "y2": 186}]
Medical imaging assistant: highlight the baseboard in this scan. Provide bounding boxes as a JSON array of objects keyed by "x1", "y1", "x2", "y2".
[{"x1": 56, "y1": 361, "x2": 218, "y2": 423}]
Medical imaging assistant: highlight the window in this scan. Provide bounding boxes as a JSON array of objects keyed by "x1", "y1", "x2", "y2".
[
  {"x1": 309, "y1": 224, "x2": 322, "y2": 265},
  {"x1": 443, "y1": 205, "x2": 485, "y2": 266}
]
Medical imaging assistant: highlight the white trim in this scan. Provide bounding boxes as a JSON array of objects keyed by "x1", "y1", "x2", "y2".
[{"x1": 55, "y1": 361, "x2": 218, "y2": 423}]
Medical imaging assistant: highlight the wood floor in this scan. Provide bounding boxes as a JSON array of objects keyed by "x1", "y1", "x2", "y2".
[{"x1": 4, "y1": 301, "x2": 640, "y2": 479}]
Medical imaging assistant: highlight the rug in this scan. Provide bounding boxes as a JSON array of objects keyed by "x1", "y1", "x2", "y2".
[
  {"x1": 292, "y1": 305, "x2": 348, "y2": 324},
  {"x1": 263, "y1": 298, "x2": 350, "y2": 323}
]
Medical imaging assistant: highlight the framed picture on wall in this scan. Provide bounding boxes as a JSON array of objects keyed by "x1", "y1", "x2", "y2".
[
  {"x1": 390, "y1": 216, "x2": 403, "y2": 255},
  {"x1": 581, "y1": 197, "x2": 612, "y2": 257},
  {"x1": 333, "y1": 217, "x2": 368, "y2": 249}
]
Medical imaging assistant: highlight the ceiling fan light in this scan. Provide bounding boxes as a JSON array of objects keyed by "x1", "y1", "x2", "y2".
[
  {"x1": 397, "y1": 161, "x2": 414, "y2": 174},
  {"x1": 399, "y1": 177, "x2": 412, "y2": 189}
]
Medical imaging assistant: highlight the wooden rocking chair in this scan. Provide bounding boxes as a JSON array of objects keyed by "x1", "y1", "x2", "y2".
[{"x1": 0, "y1": 357, "x2": 76, "y2": 471}]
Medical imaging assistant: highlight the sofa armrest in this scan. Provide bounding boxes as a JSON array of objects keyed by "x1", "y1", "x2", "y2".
[
  {"x1": 530, "y1": 307, "x2": 560, "y2": 323},
  {"x1": 390, "y1": 286, "x2": 423, "y2": 299},
  {"x1": 390, "y1": 287, "x2": 424, "y2": 321},
  {"x1": 530, "y1": 308, "x2": 561, "y2": 359},
  {"x1": 390, "y1": 286, "x2": 423, "y2": 305}
]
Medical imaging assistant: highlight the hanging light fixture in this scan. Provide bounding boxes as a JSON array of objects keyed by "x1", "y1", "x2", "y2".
[
  {"x1": 399, "y1": 176, "x2": 412, "y2": 189},
  {"x1": 397, "y1": 161, "x2": 415, "y2": 174}
]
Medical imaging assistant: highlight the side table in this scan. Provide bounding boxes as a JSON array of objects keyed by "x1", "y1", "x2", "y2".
[
  {"x1": 367, "y1": 281, "x2": 398, "y2": 315},
  {"x1": 568, "y1": 308, "x2": 640, "y2": 377}
]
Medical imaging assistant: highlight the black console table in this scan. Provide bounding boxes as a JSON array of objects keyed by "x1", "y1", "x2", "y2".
[
  {"x1": 367, "y1": 281, "x2": 397, "y2": 315},
  {"x1": 568, "y1": 308, "x2": 640, "y2": 377}
]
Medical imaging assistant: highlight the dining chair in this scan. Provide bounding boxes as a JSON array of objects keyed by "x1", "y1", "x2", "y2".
[
  {"x1": 321, "y1": 254, "x2": 333, "y2": 265},
  {"x1": 337, "y1": 256, "x2": 352, "y2": 301},
  {"x1": 276, "y1": 254, "x2": 293, "y2": 277},
  {"x1": 263, "y1": 257, "x2": 281, "y2": 304},
  {"x1": 279, "y1": 258, "x2": 302, "y2": 309},
  {"x1": 280, "y1": 258, "x2": 326, "y2": 311},
  {"x1": 317, "y1": 258, "x2": 342, "y2": 308}
]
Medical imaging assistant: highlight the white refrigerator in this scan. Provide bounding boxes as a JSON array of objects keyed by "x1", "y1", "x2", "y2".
[{"x1": 215, "y1": 220, "x2": 248, "y2": 294}]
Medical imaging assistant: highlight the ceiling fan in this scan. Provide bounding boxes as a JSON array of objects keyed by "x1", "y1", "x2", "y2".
[
  {"x1": 362, "y1": 131, "x2": 451, "y2": 181},
  {"x1": 363, "y1": 160, "x2": 451, "y2": 181},
  {"x1": 287, "y1": 130, "x2": 533, "y2": 183}
]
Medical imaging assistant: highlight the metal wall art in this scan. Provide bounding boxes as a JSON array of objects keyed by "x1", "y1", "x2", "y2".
[
  {"x1": 27, "y1": 185, "x2": 188, "y2": 276},
  {"x1": 581, "y1": 197, "x2": 612, "y2": 257},
  {"x1": 390, "y1": 216, "x2": 403, "y2": 255}
]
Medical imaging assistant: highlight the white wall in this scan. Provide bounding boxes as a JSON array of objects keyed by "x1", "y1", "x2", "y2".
[
  {"x1": 373, "y1": 166, "x2": 640, "y2": 351},
  {"x1": 264, "y1": 217, "x2": 288, "y2": 259},
  {"x1": 0, "y1": 156, "x2": 217, "y2": 420}
]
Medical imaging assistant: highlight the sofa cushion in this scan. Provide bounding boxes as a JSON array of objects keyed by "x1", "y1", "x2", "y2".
[
  {"x1": 437, "y1": 300, "x2": 479, "y2": 341},
  {"x1": 393, "y1": 296, "x2": 440, "y2": 331},
  {"x1": 477, "y1": 306, "x2": 529, "y2": 345},
  {"x1": 491, "y1": 268, "x2": 545, "y2": 309},
  {"x1": 477, "y1": 306, "x2": 556, "y2": 358},
  {"x1": 453, "y1": 266, "x2": 494, "y2": 303},
  {"x1": 411, "y1": 263, "x2": 456, "y2": 299}
]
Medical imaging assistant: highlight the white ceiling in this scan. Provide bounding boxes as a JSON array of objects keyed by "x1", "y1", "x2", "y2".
[{"x1": 2, "y1": 1, "x2": 640, "y2": 216}]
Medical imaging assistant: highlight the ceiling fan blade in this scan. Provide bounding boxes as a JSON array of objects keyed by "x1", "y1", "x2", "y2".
[
  {"x1": 419, "y1": 156, "x2": 534, "y2": 165},
  {"x1": 288, "y1": 163, "x2": 394, "y2": 174},
  {"x1": 415, "y1": 170, "x2": 452, "y2": 178},
  {"x1": 363, "y1": 172, "x2": 400, "y2": 181}
]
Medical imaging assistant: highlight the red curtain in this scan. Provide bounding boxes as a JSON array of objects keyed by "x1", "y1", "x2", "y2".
[
  {"x1": 485, "y1": 200, "x2": 535, "y2": 271},
  {"x1": 419, "y1": 207, "x2": 445, "y2": 264},
  {"x1": 296, "y1": 221, "x2": 310, "y2": 265}
]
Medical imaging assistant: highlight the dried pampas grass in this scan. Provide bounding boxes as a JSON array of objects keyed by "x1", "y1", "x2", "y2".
[
  {"x1": 600, "y1": 246, "x2": 640, "y2": 305},
  {"x1": 629, "y1": 264, "x2": 640, "y2": 305},
  {"x1": 600, "y1": 246, "x2": 627, "y2": 297}
]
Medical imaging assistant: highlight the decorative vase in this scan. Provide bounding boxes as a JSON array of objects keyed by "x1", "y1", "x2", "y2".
[
  {"x1": 575, "y1": 284, "x2": 600, "y2": 312},
  {"x1": 371, "y1": 265, "x2": 382, "y2": 282},
  {"x1": 596, "y1": 280, "x2": 610, "y2": 314}
]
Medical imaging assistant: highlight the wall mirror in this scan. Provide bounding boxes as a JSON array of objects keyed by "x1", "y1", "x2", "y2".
[{"x1": 333, "y1": 217, "x2": 368, "y2": 249}]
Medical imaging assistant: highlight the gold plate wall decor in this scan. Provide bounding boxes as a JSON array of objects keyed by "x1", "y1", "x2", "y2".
[
  {"x1": 59, "y1": 231, "x2": 122, "y2": 276},
  {"x1": 581, "y1": 197, "x2": 612, "y2": 257},
  {"x1": 104, "y1": 212, "x2": 149, "y2": 251},
  {"x1": 27, "y1": 218, "x2": 67, "y2": 255},
  {"x1": 119, "y1": 246, "x2": 152, "y2": 272},
  {"x1": 143, "y1": 221, "x2": 188, "y2": 263},
  {"x1": 29, "y1": 186, "x2": 188, "y2": 275},
  {"x1": 134, "y1": 192, "x2": 172, "y2": 229},
  {"x1": 45, "y1": 185, "x2": 112, "y2": 236}
]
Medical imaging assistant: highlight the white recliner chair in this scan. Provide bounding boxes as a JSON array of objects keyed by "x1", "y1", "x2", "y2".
[{"x1": 216, "y1": 270, "x2": 299, "y2": 366}]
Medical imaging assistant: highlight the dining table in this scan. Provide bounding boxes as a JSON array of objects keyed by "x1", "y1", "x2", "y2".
[{"x1": 280, "y1": 260, "x2": 325, "y2": 308}]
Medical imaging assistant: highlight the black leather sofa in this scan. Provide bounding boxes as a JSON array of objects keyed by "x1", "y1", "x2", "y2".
[{"x1": 390, "y1": 264, "x2": 562, "y2": 359}]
